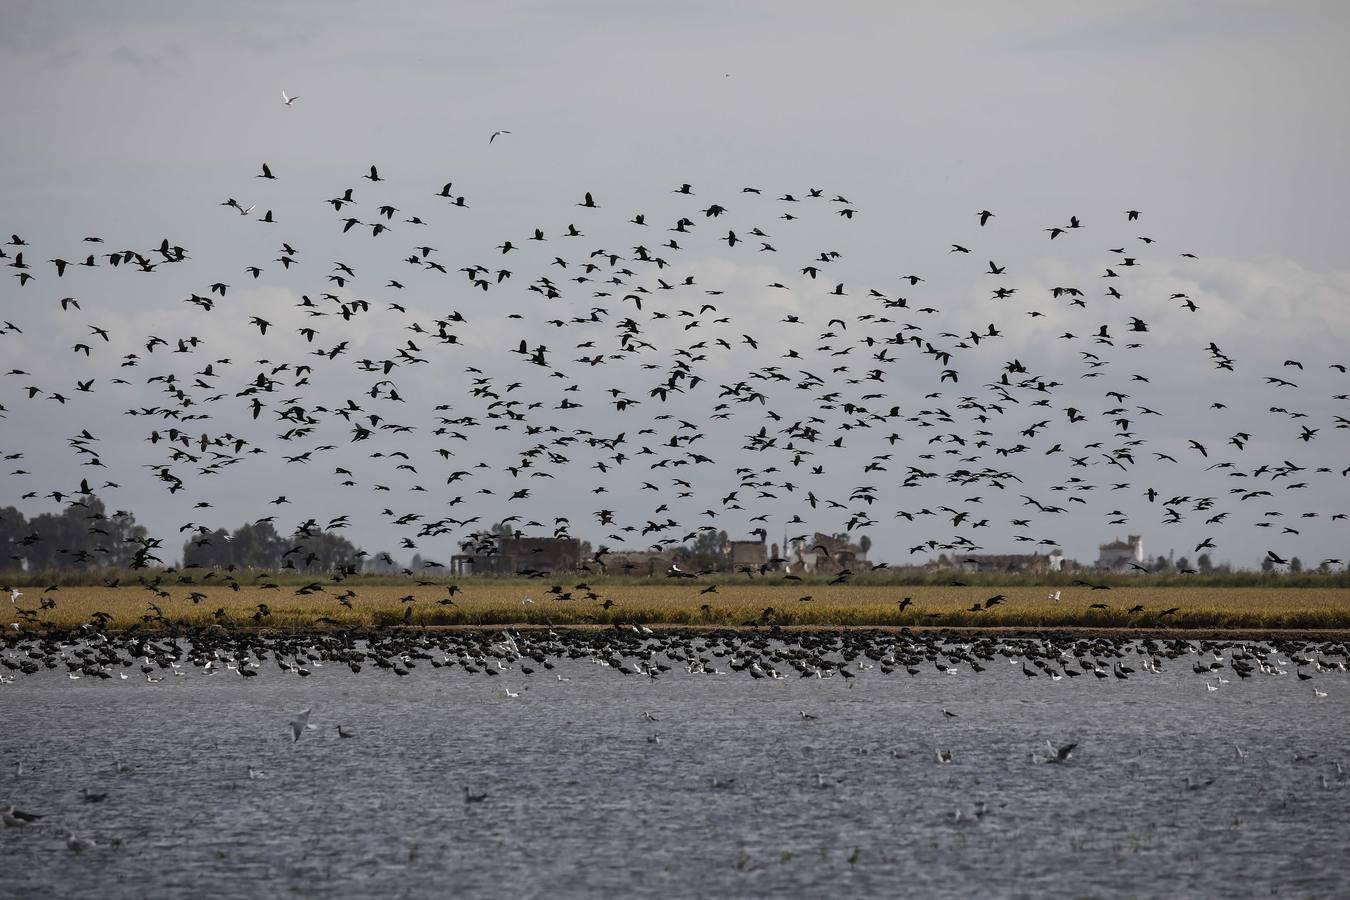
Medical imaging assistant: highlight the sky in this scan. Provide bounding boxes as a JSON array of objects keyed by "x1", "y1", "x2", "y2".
[{"x1": 2, "y1": 1, "x2": 1349, "y2": 572}]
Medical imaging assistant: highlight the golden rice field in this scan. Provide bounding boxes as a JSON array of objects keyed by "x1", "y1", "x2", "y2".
[{"x1": 6, "y1": 581, "x2": 1350, "y2": 631}]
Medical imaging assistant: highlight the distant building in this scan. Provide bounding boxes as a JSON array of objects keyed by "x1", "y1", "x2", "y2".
[
  {"x1": 450, "y1": 535, "x2": 580, "y2": 576},
  {"x1": 1096, "y1": 535, "x2": 1144, "y2": 570},
  {"x1": 786, "y1": 532, "x2": 869, "y2": 574},
  {"x1": 952, "y1": 550, "x2": 1064, "y2": 574},
  {"x1": 725, "y1": 538, "x2": 768, "y2": 571},
  {"x1": 598, "y1": 548, "x2": 672, "y2": 577}
]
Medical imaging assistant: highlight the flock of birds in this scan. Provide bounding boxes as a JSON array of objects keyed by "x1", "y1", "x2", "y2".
[
  {"x1": 3, "y1": 626, "x2": 1346, "y2": 851},
  {"x1": 5, "y1": 92, "x2": 1349, "y2": 891},
  {"x1": 1, "y1": 97, "x2": 1348, "y2": 631},
  {"x1": 2, "y1": 624, "x2": 1344, "y2": 693}
]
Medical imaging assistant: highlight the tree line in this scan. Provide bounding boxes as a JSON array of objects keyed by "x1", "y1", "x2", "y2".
[
  {"x1": 1, "y1": 496, "x2": 160, "y2": 571},
  {"x1": 180, "y1": 519, "x2": 366, "y2": 573},
  {"x1": 0, "y1": 496, "x2": 370, "y2": 574}
]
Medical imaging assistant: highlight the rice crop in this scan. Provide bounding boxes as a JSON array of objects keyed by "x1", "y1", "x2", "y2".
[{"x1": 7, "y1": 581, "x2": 1350, "y2": 632}]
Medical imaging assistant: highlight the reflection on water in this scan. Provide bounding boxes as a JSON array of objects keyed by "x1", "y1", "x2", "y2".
[{"x1": 2, "y1": 637, "x2": 1347, "y2": 899}]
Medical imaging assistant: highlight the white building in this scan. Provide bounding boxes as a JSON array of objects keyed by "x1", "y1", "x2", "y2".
[{"x1": 1096, "y1": 535, "x2": 1144, "y2": 570}]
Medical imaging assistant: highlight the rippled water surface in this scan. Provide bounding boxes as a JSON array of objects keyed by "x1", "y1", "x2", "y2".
[{"x1": 3, "y1": 638, "x2": 1348, "y2": 899}]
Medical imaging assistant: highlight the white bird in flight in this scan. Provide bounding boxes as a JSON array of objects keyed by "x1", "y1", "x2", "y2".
[
  {"x1": 281, "y1": 90, "x2": 299, "y2": 107},
  {"x1": 290, "y1": 707, "x2": 315, "y2": 742},
  {"x1": 1042, "y1": 740, "x2": 1078, "y2": 763}
]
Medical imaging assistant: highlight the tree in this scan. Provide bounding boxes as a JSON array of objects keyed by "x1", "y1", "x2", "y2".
[
  {"x1": 672, "y1": 529, "x2": 730, "y2": 571},
  {"x1": 1175, "y1": 556, "x2": 1190, "y2": 572},
  {"x1": 1260, "y1": 556, "x2": 1275, "y2": 573},
  {"x1": 180, "y1": 520, "x2": 358, "y2": 573},
  {"x1": 365, "y1": 551, "x2": 401, "y2": 574},
  {"x1": 20, "y1": 495, "x2": 151, "y2": 571},
  {"x1": 23, "y1": 507, "x2": 89, "y2": 570},
  {"x1": 1289, "y1": 556, "x2": 1303, "y2": 573},
  {"x1": 282, "y1": 530, "x2": 363, "y2": 573},
  {"x1": 230, "y1": 520, "x2": 286, "y2": 569},
  {"x1": 182, "y1": 528, "x2": 232, "y2": 569},
  {"x1": 97, "y1": 504, "x2": 154, "y2": 569},
  {"x1": 0, "y1": 506, "x2": 28, "y2": 568},
  {"x1": 1197, "y1": 553, "x2": 1213, "y2": 573},
  {"x1": 858, "y1": 535, "x2": 872, "y2": 556}
]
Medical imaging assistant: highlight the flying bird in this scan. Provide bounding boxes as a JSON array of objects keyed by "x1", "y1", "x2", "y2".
[{"x1": 289, "y1": 708, "x2": 314, "y2": 742}]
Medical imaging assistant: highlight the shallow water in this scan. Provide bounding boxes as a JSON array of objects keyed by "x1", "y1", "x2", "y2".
[{"x1": 2, "y1": 640, "x2": 1347, "y2": 899}]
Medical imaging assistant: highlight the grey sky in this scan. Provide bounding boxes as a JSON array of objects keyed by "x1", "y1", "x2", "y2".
[{"x1": 3, "y1": 1, "x2": 1349, "y2": 570}]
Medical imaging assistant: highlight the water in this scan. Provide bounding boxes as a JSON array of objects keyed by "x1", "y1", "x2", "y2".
[{"x1": 2, "y1": 638, "x2": 1347, "y2": 899}]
